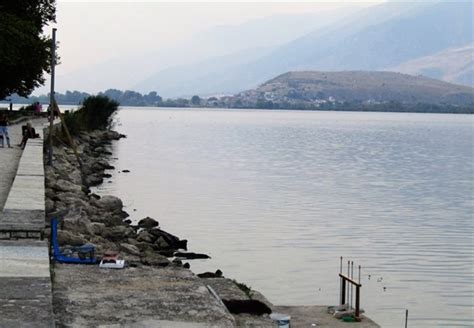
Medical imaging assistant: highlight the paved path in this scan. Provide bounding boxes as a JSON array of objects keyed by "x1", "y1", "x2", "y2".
[
  {"x1": 0, "y1": 119, "x2": 48, "y2": 237},
  {"x1": 0, "y1": 118, "x2": 55, "y2": 327},
  {"x1": 0, "y1": 240, "x2": 54, "y2": 327}
]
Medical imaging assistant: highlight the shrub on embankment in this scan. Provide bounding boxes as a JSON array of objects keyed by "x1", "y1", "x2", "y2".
[{"x1": 64, "y1": 95, "x2": 119, "y2": 135}]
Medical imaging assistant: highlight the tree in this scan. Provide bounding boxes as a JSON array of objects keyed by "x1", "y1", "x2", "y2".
[
  {"x1": 191, "y1": 95, "x2": 201, "y2": 105},
  {"x1": 0, "y1": 0, "x2": 56, "y2": 100}
]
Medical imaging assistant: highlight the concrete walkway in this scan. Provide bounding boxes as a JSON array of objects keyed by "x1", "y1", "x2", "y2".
[
  {"x1": 0, "y1": 119, "x2": 47, "y2": 237},
  {"x1": 0, "y1": 118, "x2": 55, "y2": 327},
  {"x1": 0, "y1": 240, "x2": 54, "y2": 327}
]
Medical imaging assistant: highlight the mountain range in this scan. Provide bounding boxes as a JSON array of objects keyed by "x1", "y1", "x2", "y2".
[{"x1": 134, "y1": 1, "x2": 473, "y2": 97}]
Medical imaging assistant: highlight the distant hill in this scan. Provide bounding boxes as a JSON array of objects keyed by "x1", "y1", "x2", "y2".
[
  {"x1": 237, "y1": 71, "x2": 474, "y2": 107},
  {"x1": 391, "y1": 45, "x2": 474, "y2": 87}
]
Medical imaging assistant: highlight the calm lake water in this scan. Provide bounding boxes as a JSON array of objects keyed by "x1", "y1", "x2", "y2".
[{"x1": 97, "y1": 108, "x2": 473, "y2": 327}]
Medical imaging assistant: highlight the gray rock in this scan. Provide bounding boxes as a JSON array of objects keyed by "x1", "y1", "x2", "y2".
[
  {"x1": 102, "y1": 226, "x2": 129, "y2": 241},
  {"x1": 138, "y1": 217, "x2": 159, "y2": 229},
  {"x1": 53, "y1": 179, "x2": 82, "y2": 193},
  {"x1": 134, "y1": 242, "x2": 155, "y2": 253},
  {"x1": 45, "y1": 188, "x2": 57, "y2": 201},
  {"x1": 140, "y1": 250, "x2": 170, "y2": 267},
  {"x1": 57, "y1": 230, "x2": 87, "y2": 246},
  {"x1": 91, "y1": 222, "x2": 106, "y2": 235},
  {"x1": 120, "y1": 243, "x2": 141, "y2": 256},
  {"x1": 95, "y1": 195, "x2": 123, "y2": 213},
  {"x1": 86, "y1": 173, "x2": 103, "y2": 186},
  {"x1": 154, "y1": 236, "x2": 170, "y2": 249},
  {"x1": 45, "y1": 199, "x2": 55, "y2": 214},
  {"x1": 137, "y1": 230, "x2": 155, "y2": 243},
  {"x1": 89, "y1": 214, "x2": 124, "y2": 227},
  {"x1": 62, "y1": 212, "x2": 95, "y2": 236}
]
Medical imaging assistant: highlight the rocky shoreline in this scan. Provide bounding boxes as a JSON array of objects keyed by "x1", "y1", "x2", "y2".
[
  {"x1": 45, "y1": 129, "x2": 182, "y2": 266},
  {"x1": 45, "y1": 128, "x2": 276, "y2": 326}
]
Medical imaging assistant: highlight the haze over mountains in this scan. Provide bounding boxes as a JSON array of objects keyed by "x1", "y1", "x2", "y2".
[
  {"x1": 133, "y1": 1, "x2": 473, "y2": 98},
  {"x1": 47, "y1": 1, "x2": 473, "y2": 99},
  {"x1": 52, "y1": 7, "x2": 358, "y2": 95}
]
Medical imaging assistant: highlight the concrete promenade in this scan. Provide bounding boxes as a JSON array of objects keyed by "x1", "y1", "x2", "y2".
[{"x1": 0, "y1": 119, "x2": 55, "y2": 327}]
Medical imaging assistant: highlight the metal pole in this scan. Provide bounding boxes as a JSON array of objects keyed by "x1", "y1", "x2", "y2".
[
  {"x1": 340, "y1": 257, "x2": 343, "y2": 305},
  {"x1": 355, "y1": 286, "x2": 360, "y2": 317},
  {"x1": 347, "y1": 261, "x2": 350, "y2": 308},
  {"x1": 48, "y1": 27, "x2": 57, "y2": 166},
  {"x1": 358, "y1": 265, "x2": 361, "y2": 284},
  {"x1": 350, "y1": 261, "x2": 354, "y2": 308},
  {"x1": 405, "y1": 309, "x2": 408, "y2": 328}
]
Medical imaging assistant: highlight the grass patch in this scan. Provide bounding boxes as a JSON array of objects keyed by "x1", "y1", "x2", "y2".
[
  {"x1": 64, "y1": 95, "x2": 119, "y2": 135},
  {"x1": 232, "y1": 279, "x2": 254, "y2": 298}
]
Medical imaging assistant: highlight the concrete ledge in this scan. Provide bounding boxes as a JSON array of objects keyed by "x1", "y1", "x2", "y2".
[
  {"x1": 0, "y1": 277, "x2": 54, "y2": 328},
  {"x1": 0, "y1": 209, "x2": 45, "y2": 233},
  {"x1": 3, "y1": 176, "x2": 45, "y2": 211},
  {"x1": 0, "y1": 240, "x2": 50, "y2": 277}
]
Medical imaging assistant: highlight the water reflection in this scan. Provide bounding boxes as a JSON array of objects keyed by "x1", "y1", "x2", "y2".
[{"x1": 96, "y1": 108, "x2": 473, "y2": 327}]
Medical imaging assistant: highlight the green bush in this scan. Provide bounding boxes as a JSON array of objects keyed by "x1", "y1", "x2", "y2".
[{"x1": 65, "y1": 95, "x2": 119, "y2": 135}]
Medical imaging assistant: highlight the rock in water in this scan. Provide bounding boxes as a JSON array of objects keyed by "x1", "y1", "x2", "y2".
[
  {"x1": 95, "y1": 195, "x2": 123, "y2": 212},
  {"x1": 138, "y1": 217, "x2": 159, "y2": 229},
  {"x1": 174, "y1": 252, "x2": 210, "y2": 260},
  {"x1": 197, "y1": 270, "x2": 223, "y2": 278}
]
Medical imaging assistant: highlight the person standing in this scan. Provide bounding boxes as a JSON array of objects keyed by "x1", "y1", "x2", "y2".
[{"x1": 0, "y1": 113, "x2": 12, "y2": 148}]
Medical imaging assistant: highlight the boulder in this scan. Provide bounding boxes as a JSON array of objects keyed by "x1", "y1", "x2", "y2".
[
  {"x1": 68, "y1": 170, "x2": 83, "y2": 185},
  {"x1": 62, "y1": 214, "x2": 95, "y2": 236},
  {"x1": 140, "y1": 250, "x2": 170, "y2": 267},
  {"x1": 57, "y1": 230, "x2": 87, "y2": 246},
  {"x1": 153, "y1": 236, "x2": 170, "y2": 249},
  {"x1": 45, "y1": 199, "x2": 55, "y2": 214},
  {"x1": 134, "y1": 242, "x2": 155, "y2": 253},
  {"x1": 138, "y1": 217, "x2": 159, "y2": 229},
  {"x1": 89, "y1": 214, "x2": 125, "y2": 227},
  {"x1": 86, "y1": 174, "x2": 103, "y2": 186},
  {"x1": 96, "y1": 159, "x2": 114, "y2": 169},
  {"x1": 95, "y1": 195, "x2": 123, "y2": 213},
  {"x1": 137, "y1": 230, "x2": 155, "y2": 243},
  {"x1": 120, "y1": 243, "x2": 141, "y2": 256},
  {"x1": 148, "y1": 229, "x2": 186, "y2": 250},
  {"x1": 53, "y1": 179, "x2": 82, "y2": 193},
  {"x1": 91, "y1": 222, "x2": 106, "y2": 235},
  {"x1": 102, "y1": 226, "x2": 130, "y2": 241},
  {"x1": 45, "y1": 188, "x2": 58, "y2": 201},
  {"x1": 197, "y1": 270, "x2": 223, "y2": 278},
  {"x1": 174, "y1": 252, "x2": 210, "y2": 260}
]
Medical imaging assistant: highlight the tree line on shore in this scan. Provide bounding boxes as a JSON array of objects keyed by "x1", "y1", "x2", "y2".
[{"x1": 2, "y1": 89, "x2": 473, "y2": 114}]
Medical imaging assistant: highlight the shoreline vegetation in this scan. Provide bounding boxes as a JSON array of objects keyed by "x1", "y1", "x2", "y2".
[
  {"x1": 3, "y1": 71, "x2": 473, "y2": 114},
  {"x1": 4, "y1": 90, "x2": 473, "y2": 114},
  {"x1": 45, "y1": 96, "x2": 278, "y2": 326}
]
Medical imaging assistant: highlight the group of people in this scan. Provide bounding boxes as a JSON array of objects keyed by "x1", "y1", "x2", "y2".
[{"x1": 0, "y1": 113, "x2": 39, "y2": 149}]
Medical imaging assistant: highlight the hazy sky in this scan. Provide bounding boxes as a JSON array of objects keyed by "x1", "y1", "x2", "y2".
[{"x1": 51, "y1": 1, "x2": 383, "y2": 75}]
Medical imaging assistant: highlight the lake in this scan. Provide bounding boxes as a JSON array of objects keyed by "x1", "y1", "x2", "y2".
[{"x1": 96, "y1": 107, "x2": 473, "y2": 327}]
